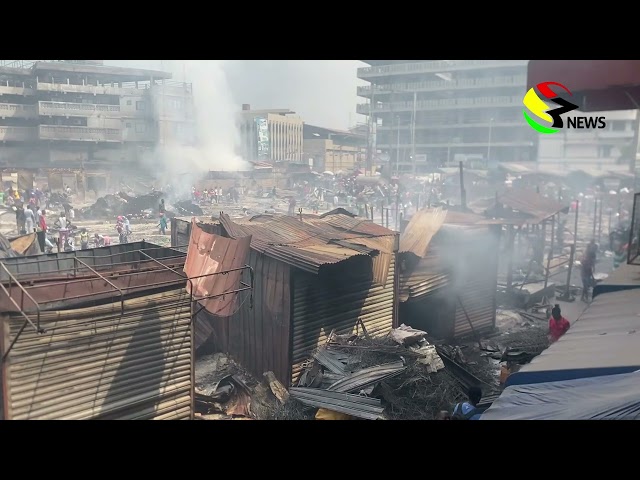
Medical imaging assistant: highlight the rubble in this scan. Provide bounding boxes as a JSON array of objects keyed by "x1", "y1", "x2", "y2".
[{"x1": 193, "y1": 311, "x2": 551, "y2": 420}]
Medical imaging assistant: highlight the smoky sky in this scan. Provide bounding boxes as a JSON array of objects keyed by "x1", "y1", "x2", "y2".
[{"x1": 106, "y1": 60, "x2": 366, "y2": 129}]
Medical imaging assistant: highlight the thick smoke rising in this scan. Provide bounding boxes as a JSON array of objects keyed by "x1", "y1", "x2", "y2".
[{"x1": 142, "y1": 61, "x2": 249, "y2": 189}]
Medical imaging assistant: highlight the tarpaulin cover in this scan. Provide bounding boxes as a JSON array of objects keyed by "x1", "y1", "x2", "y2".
[
  {"x1": 184, "y1": 219, "x2": 252, "y2": 317},
  {"x1": 507, "y1": 289, "x2": 640, "y2": 386},
  {"x1": 481, "y1": 371, "x2": 640, "y2": 420}
]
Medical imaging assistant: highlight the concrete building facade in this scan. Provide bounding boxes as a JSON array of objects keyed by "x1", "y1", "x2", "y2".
[
  {"x1": 303, "y1": 124, "x2": 366, "y2": 173},
  {"x1": 356, "y1": 60, "x2": 536, "y2": 174},
  {"x1": 537, "y1": 109, "x2": 638, "y2": 171},
  {"x1": 0, "y1": 60, "x2": 196, "y2": 175},
  {"x1": 238, "y1": 105, "x2": 303, "y2": 163}
]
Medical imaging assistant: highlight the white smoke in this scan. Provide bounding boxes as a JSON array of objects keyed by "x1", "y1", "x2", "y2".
[{"x1": 145, "y1": 61, "x2": 248, "y2": 183}]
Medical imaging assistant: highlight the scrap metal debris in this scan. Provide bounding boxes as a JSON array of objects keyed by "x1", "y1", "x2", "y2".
[{"x1": 289, "y1": 388, "x2": 385, "y2": 420}]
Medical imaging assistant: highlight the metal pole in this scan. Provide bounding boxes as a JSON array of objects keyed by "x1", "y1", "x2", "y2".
[
  {"x1": 396, "y1": 115, "x2": 401, "y2": 176},
  {"x1": 411, "y1": 90, "x2": 417, "y2": 176},
  {"x1": 487, "y1": 118, "x2": 493, "y2": 168},
  {"x1": 560, "y1": 199, "x2": 580, "y2": 301},
  {"x1": 386, "y1": 208, "x2": 390, "y2": 229},
  {"x1": 592, "y1": 196, "x2": 598, "y2": 240},
  {"x1": 459, "y1": 160, "x2": 466, "y2": 209},
  {"x1": 598, "y1": 197, "x2": 604, "y2": 247},
  {"x1": 544, "y1": 214, "x2": 556, "y2": 290}
]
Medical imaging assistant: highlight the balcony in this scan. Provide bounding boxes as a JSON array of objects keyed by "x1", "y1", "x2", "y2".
[
  {"x1": 357, "y1": 96, "x2": 522, "y2": 115},
  {"x1": 357, "y1": 75, "x2": 527, "y2": 97},
  {"x1": 37, "y1": 82, "x2": 139, "y2": 96},
  {"x1": 357, "y1": 60, "x2": 528, "y2": 79},
  {"x1": 38, "y1": 101, "x2": 122, "y2": 117},
  {"x1": 37, "y1": 80, "x2": 192, "y2": 97},
  {"x1": 376, "y1": 121, "x2": 524, "y2": 130},
  {"x1": 0, "y1": 84, "x2": 36, "y2": 96},
  {"x1": 0, "y1": 103, "x2": 37, "y2": 119},
  {"x1": 39, "y1": 125, "x2": 121, "y2": 142},
  {"x1": 0, "y1": 126, "x2": 37, "y2": 142},
  {"x1": 376, "y1": 141, "x2": 535, "y2": 149},
  {"x1": 597, "y1": 130, "x2": 635, "y2": 139}
]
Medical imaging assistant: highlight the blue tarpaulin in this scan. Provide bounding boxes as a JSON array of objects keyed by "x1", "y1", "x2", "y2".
[
  {"x1": 481, "y1": 371, "x2": 640, "y2": 420},
  {"x1": 507, "y1": 289, "x2": 640, "y2": 386}
]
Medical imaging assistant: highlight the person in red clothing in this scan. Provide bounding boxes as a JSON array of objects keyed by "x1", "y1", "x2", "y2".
[{"x1": 548, "y1": 304, "x2": 570, "y2": 343}]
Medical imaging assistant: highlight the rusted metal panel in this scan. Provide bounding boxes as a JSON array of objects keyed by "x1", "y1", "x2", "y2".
[
  {"x1": 184, "y1": 220, "x2": 252, "y2": 317},
  {"x1": 0, "y1": 258, "x2": 186, "y2": 313},
  {"x1": 200, "y1": 249, "x2": 292, "y2": 385},
  {"x1": 291, "y1": 255, "x2": 395, "y2": 385},
  {"x1": 453, "y1": 277, "x2": 497, "y2": 339},
  {"x1": 488, "y1": 190, "x2": 568, "y2": 225},
  {"x1": 219, "y1": 213, "x2": 394, "y2": 276},
  {"x1": 399, "y1": 225, "x2": 500, "y2": 340},
  {"x1": 1, "y1": 289, "x2": 193, "y2": 420},
  {"x1": 0, "y1": 241, "x2": 183, "y2": 280},
  {"x1": 9, "y1": 233, "x2": 41, "y2": 256}
]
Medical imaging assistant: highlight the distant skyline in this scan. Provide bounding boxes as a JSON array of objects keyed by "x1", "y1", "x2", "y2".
[{"x1": 107, "y1": 60, "x2": 367, "y2": 130}]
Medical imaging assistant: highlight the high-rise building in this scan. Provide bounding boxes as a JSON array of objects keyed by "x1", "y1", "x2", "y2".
[
  {"x1": 0, "y1": 60, "x2": 196, "y2": 173},
  {"x1": 537, "y1": 110, "x2": 638, "y2": 171},
  {"x1": 356, "y1": 60, "x2": 536, "y2": 174}
]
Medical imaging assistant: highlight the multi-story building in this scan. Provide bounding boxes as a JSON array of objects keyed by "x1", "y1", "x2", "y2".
[
  {"x1": 0, "y1": 60, "x2": 196, "y2": 178},
  {"x1": 303, "y1": 124, "x2": 366, "y2": 173},
  {"x1": 237, "y1": 104, "x2": 303, "y2": 163},
  {"x1": 356, "y1": 60, "x2": 536, "y2": 174},
  {"x1": 537, "y1": 110, "x2": 638, "y2": 171}
]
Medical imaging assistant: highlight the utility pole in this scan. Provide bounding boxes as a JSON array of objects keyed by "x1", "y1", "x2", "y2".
[
  {"x1": 366, "y1": 86, "x2": 376, "y2": 176},
  {"x1": 411, "y1": 90, "x2": 417, "y2": 175},
  {"x1": 487, "y1": 117, "x2": 494, "y2": 168},
  {"x1": 396, "y1": 115, "x2": 401, "y2": 177}
]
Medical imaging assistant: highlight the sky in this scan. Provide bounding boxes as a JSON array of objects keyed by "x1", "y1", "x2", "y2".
[{"x1": 107, "y1": 60, "x2": 366, "y2": 130}]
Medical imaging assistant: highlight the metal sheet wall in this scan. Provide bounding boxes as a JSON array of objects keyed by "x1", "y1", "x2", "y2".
[
  {"x1": 452, "y1": 231, "x2": 500, "y2": 339},
  {"x1": 290, "y1": 255, "x2": 395, "y2": 384},
  {"x1": 199, "y1": 249, "x2": 292, "y2": 386},
  {"x1": 1, "y1": 289, "x2": 193, "y2": 420}
]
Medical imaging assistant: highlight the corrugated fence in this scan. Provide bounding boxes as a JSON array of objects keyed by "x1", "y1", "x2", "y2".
[{"x1": 1, "y1": 289, "x2": 193, "y2": 420}]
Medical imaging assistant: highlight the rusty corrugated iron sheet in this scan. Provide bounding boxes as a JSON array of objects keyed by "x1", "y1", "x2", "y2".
[
  {"x1": 399, "y1": 208, "x2": 448, "y2": 258},
  {"x1": 200, "y1": 249, "x2": 292, "y2": 385},
  {"x1": 184, "y1": 219, "x2": 252, "y2": 317},
  {"x1": 489, "y1": 190, "x2": 568, "y2": 225},
  {"x1": 10, "y1": 233, "x2": 40, "y2": 256},
  {"x1": 0, "y1": 258, "x2": 187, "y2": 312},
  {"x1": 291, "y1": 255, "x2": 396, "y2": 385},
  {"x1": 219, "y1": 213, "x2": 394, "y2": 275},
  {"x1": 2, "y1": 289, "x2": 193, "y2": 420}
]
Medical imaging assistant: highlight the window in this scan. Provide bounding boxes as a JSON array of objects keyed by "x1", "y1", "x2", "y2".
[
  {"x1": 126, "y1": 100, "x2": 132, "y2": 106},
  {"x1": 599, "y1": 145, "x2": 612, "y2": 158},
  {"x1": 611, "y1": 120, "x2": 627, "y2": 131},
  {"x1": 135, "y1": 123, "x2": 146, "y2": 133},
  {"x1": 136, "y1": 101, "x2": 146, "y2": 111},
  {"x1": 126, "y1": 122, "x2": 132, "y2": 128}
]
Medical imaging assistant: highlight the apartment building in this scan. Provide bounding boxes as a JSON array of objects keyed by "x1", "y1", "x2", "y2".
[
  {"x1": 303, "y1": 124, "x2": 366, "y2": 173},
  {"x1": 237, "y1": 104, "x2": 303, "y2": 163},
  {"x1": 537, "y1": 110, "x2": 638, "y2": 171},
  {"x1": 0, "y1": 60, "x2": 196, "y2": 178},
  {"x1": 356, "y1": 60, "x2": 536, "y2": 174}
]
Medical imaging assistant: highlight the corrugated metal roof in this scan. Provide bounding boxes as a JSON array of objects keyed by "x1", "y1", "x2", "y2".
[
  {"x1": 593, "y1": 263, "x2": 640, "y2": 298},
  {"x1": 507, "y1": 289, "x2": 640, "y2": 387},
  {"x1": 399, "y1": 208, "x2": 487, "y2": 257},
  {"x1": 184, "y1": 220, "x2": 252, "y2": 317},
  {"x1": 219, "y1": 212, "x2": 396, "y2": 275},
  {"x1": 488, "y1": 189, "x2": 568, "y2": 224}
]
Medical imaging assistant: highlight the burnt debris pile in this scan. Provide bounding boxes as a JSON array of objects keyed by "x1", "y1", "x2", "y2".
[
  {"x1": 194, "y1": 325, "x2": 504, "y2": 420},
  {"x1": 80, "y1": 191, "x2": 183, "y2": 220}
]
